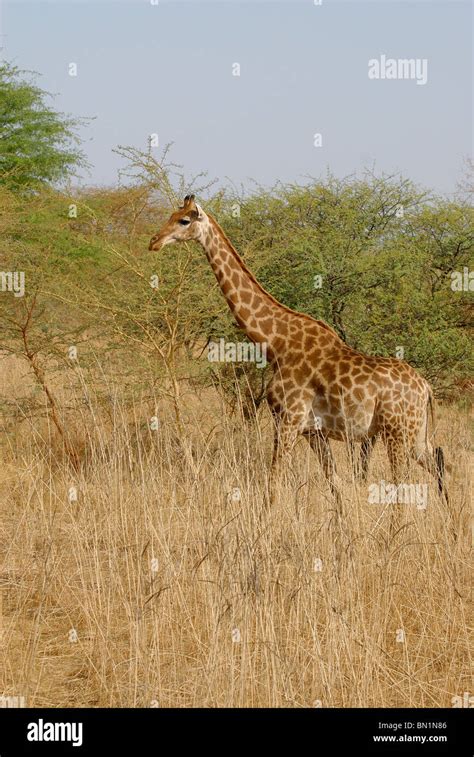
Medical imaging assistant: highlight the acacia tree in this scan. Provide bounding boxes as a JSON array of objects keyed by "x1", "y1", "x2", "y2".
[{"x1": 0, "y1": 62, "x2": 87, "y2": 191}]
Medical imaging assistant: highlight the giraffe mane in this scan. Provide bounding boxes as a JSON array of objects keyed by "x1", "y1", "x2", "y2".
[{"x1": 207, "y1": 214, "x2": 341, "y2": 339}]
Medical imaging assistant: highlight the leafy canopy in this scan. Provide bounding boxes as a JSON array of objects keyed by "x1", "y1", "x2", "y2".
[{"x1": 0, "y1": 62, "x2": 87, "y2": 191}]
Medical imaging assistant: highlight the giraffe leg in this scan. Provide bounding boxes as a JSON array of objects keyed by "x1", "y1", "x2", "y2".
[
  {"x1": 304, "y1": 431, "x2": 342, "y2": 508},
  {"x1": 385, "y1": 437, "x2": 407, "y2": 481},
  {"x1": 347, "y1": 438, "x2": 357, "y2": 480},
  {"x1": 346, "y1": 435, "x2": 376, "y2": 483},
  {"x1": 305, "y1": 431, "x2": 350, "y2": 577},
  {"x1": 384, "y1": 436, "x2": 410, "y2": 533},
  {"x1": 359, "y1": 436, "x2": 377, "y2": 483},
  {"x1": 268, "y1": 417, "x2": 299, "y2": 506}
]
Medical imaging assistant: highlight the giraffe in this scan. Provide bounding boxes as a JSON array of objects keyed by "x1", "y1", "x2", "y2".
[{"x1": 148, "y1": 195, "x2": 448, "y2": 510}]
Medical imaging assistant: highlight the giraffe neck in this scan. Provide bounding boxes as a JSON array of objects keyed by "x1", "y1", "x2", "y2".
[
  {"x1": 198, "y1": 214, "x2": 287, "y2": 355},
  {"x1": 196, "y1": 212, "x2": 343, "y2": 362}
]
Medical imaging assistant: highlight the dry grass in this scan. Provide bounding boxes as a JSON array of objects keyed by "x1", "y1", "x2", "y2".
[{"x1": 0, "y1": 355, "x2": 472, "y2": 708}]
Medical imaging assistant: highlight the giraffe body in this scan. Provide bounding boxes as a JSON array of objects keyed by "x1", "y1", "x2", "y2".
[
  {"x1": 149, "y1": 196, "x2": 447, "y2": 504},
  {"x1": 269, "y1": 329, "x2": 430, "y2": 445}
]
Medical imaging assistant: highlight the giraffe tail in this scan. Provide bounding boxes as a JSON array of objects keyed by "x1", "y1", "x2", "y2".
[{"x1": 427, "y1": 389, "x2": 449, "y2": 504}]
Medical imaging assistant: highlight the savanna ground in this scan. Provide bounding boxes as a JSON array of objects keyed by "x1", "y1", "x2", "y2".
[{"x1": 0, "y1": 345, "x2": 471, "y2": 708}]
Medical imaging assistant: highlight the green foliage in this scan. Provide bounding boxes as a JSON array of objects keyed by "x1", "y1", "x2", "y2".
[
  {"x1": 220, "y1": 175, "x2": 473, "y2": 397},
  {"x1": 0, "y1": 149, "x2": 471, "y2": 406},
  {"x1": 0, "y1": 63, "x2": 87, "y2": 191}
]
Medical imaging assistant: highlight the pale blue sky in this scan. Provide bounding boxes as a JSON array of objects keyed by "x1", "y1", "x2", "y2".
[{"x1": 2, "y1": 0, "x2": 472, "y2": 194}]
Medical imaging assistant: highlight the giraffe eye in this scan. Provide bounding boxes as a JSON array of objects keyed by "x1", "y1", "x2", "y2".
[{"x1": 179, "y1": 218, "x2": 191, "y2": 226}]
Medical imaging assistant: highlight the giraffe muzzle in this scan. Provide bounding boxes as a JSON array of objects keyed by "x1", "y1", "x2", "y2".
[{"x1": 148, "y1": 236, "x2": 161, "y2": 251}]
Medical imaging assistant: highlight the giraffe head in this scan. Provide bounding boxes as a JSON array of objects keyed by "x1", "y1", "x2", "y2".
[{"x1": 148, "y1": 194, "x2": 206, "y2": 251}]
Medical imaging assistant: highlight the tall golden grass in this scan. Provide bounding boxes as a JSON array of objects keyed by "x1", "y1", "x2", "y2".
[{"x1": 0, "y1": 354, "x2": 471, "y2": 708}]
